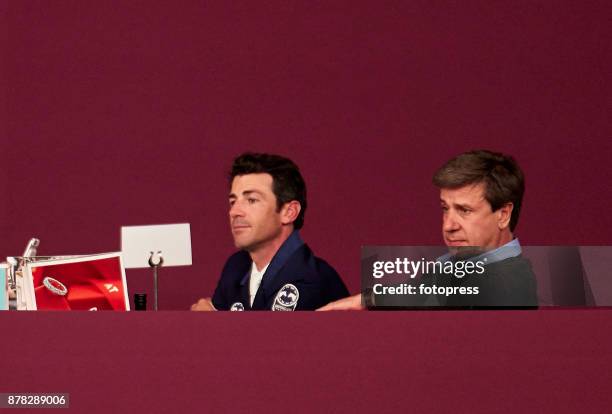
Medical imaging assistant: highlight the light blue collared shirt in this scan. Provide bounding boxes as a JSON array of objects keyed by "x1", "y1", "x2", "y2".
[
  {"x1": 472, "y1": 238, "x2": 522, "y2": 265},
  {"x1": 439, "y1": 238, "x2": 522, "y2": 265}
]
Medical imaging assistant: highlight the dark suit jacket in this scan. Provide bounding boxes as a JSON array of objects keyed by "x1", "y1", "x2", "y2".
[
  {"x1": 442, "y1": 255, "x2": 539, "y2": 308},
  {"x1": 212, "y1": 231, "x2": 349, "y2": 310}
]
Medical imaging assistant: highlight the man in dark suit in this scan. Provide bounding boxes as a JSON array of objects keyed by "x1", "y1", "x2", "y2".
[
  {"x1": 191, "y1": 153, "x2": 348, "y2": 311},
  {"x1": 319, "y1": 149, "x2": 537, "y2": 310}
]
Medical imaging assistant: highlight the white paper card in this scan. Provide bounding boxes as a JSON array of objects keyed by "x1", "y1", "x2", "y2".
[{"x1": 121, "y1": 223, "x2": 192, "y2": 269}]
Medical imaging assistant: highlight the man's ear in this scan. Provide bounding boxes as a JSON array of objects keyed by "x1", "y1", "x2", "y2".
[
  {"x1": 497, "y1": 202, "x2": 513, "y2": 230},
  {"x1": 280, "y1": 201, "x2": 301, "y2": 225}
]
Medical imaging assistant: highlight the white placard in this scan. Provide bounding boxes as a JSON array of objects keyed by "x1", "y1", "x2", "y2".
[{"x1": 121, "y1": 223, "x2": 192, "y2": 269}]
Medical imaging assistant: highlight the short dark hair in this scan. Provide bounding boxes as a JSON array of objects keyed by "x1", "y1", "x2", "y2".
[
  {"x1": 432, "y1": 150, "x2": 525, "y2": 231},
  {"x1": 229, "y1": 152, "x2": 307, "y2": 229}
]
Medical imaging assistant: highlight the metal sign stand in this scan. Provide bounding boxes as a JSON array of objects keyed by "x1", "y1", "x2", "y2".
[{"x1": 148, "y1": 251, "x2": 164, "y2": 311}]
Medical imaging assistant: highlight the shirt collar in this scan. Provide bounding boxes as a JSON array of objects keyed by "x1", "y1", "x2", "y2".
[
  {"x1": 473, "y1": 238, "x2": 522, "y2": 264},
  {"x1": 240, "y1": 230, "x2": 304, "y2": 286},
  {"x1": 438, "y1": 238, "x2": 522, "y2": 265}
]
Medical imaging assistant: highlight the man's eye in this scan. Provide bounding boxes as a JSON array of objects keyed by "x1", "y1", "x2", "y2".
[
  {"x1": 248, "y1": 198, "x2": 258, "y2": 204},
  {"x1": 229, "y1": 200, "x2": 235, "y2": 207},
  {"x1": 459, "y1": 207, "x2": 471, "y2": 214}
]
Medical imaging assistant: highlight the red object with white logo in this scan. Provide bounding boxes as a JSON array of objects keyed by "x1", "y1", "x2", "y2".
[{"x1": 25, "y1": 253, "x2": 130, "y2": 311}]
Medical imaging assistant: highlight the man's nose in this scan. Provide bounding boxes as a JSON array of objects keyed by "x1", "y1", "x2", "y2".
[
  {"x1": 229, "y1": 202, "x2": 245, "y2": 219},
  {"x1": 442, "y1": 211, "x2": 460, "y2": 232}
]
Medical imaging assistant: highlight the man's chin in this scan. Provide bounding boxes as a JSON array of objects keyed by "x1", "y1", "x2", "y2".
[
  {"x1": 233, "y1": 238, "x2": 259, "y2": 252},
  {"x1": 234, "y1": 243, "x2": 249, "y2": 251},
  {"x1": 232, "y1": 237, "x2": 250, "y2": 250},
  {"x1": 447, "y1": 245, "x2": 486, "y2": 258},
  {"x1": 445, "y1": 238, "x2": 468, "y2": 247}
]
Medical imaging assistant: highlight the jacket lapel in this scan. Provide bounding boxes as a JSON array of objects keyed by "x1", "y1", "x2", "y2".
[
  {"x1": 259, "y1": 245, "x2": 312, "y2": 309},
  {"x1": 251, "y1": 231, "x2": 305, "y2": 310}
]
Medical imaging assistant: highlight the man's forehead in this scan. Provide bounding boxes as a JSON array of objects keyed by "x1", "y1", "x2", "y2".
[
  {"x1": 230, "y1": 173, "x2": 274, "y2": 194},
  {"x1": 440, "y1": 182, "x2": 487, "y2": 204}
]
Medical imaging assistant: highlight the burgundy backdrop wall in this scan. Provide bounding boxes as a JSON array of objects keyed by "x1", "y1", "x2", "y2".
[{"x1": 2, "y1": 1, "x2": 611, "y2": 309}]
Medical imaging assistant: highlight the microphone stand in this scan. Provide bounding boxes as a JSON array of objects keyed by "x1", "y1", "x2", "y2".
[{"x1": 148, "y1": 251, "x2": 164, "y2": 311}]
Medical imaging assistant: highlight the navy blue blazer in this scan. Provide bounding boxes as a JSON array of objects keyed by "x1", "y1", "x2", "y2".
[{"x1": 212, "y1": 231, "x2": 349, "y2": 310}]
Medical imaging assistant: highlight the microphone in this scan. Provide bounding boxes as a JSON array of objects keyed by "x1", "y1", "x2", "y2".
[
  {"x1": 22, "y1": 238, "x2": 40, "y2": 258},
  {"x1": 6, "y1": 238, "x2": 40, "y2": 310}
]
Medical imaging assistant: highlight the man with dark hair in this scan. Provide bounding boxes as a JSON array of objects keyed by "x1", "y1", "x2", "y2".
[
  {"x1": 191, "y1": 152, "x2": 348, "y2": 311},
  {"x1": 433, "y1": 149, "x2": 525, "y2": 246},
  {"x1": 319, "y1": 149, "x2": 537, "y2": 310},
  {"x1": 429, "y1": 149, "x2": 536, "y2": 307}
]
